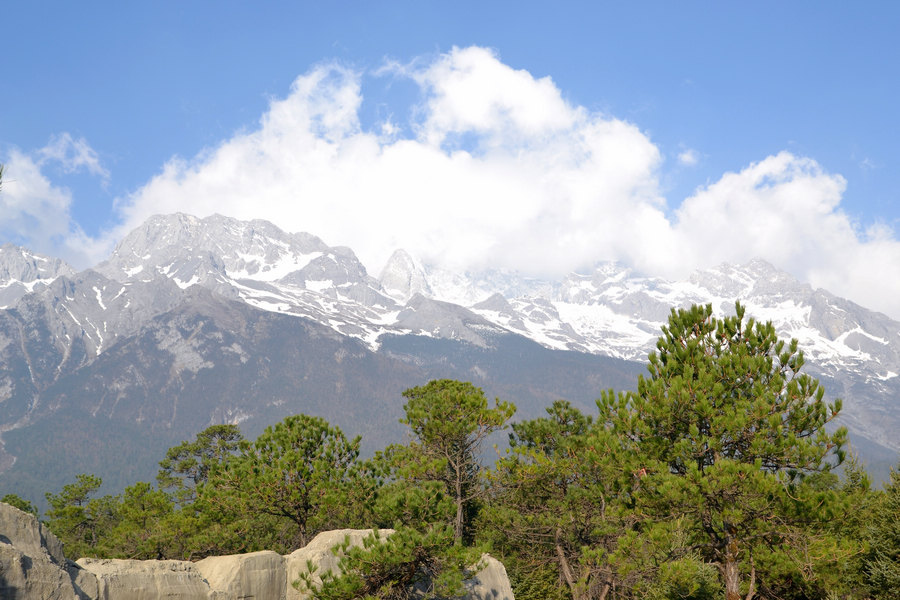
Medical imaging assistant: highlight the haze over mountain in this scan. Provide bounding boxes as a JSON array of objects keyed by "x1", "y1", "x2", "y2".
[{"x1": 0, "y1": 214, "x2": 896, "y2": 505}]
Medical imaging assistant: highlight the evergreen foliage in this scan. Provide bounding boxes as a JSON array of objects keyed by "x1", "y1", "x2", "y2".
[
  {"x1": 300, "y1": 380, "x2": 515, "y2": 598},
  {"x1": 297, "y1": 526, "x2": 474, "y2": 600},
  {"x1": 200, "y1": 414, "x2": 366, "y2": 551},
  {"x1": 484, "y1": 400, "x2": 631, "y2": 600},
  {"x1": 157, "y1": 424, "x2": 243, "y2": 506},
  {"x1": 2, "y1": 493, "x2": 38, "y2": 515},
  {"x1": 399, "y1": 379, "x2": 515, "y2": 543},
  {"x1": 865, "y1": 465, "x2": 900, "y2": 599},
  {"x1": 598, "y1": 302, "x2": 849, "y2": 600},
  {"x1": 44, "y1": 474, "x2": 119, "y2": 559}
]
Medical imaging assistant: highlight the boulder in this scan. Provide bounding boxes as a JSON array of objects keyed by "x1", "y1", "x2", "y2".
[
  {"x1": 463, "y1": 554, "x2": 515, "y2": 600},
  {"x1": 195, "y1": 550, "x2": 285, "y2": 600},
  {"x1": 285, "y1": 529, "x2": 392, "y2": 600},
  {"x1": 0, "y1": 543, "x2": 82, "y2": 600},
  {"x1": 76, "y1": 558, "x2": 210, "y2": 600}
]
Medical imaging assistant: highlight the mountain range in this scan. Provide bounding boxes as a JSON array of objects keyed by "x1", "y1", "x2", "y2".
[{"x1": 0, "y1": 213, "x2": 897, "y2": 505}]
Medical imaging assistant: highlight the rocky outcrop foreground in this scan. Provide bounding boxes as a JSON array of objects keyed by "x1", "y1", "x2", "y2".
[{"x1": 0, "y1": 503, "x2": 514, "y2": 599}]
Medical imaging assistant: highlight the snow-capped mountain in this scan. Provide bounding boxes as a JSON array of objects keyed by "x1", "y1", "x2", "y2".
[
  {"x1": 0, "y1": 213, "x2": 897, "y2": 504},
  {"x1": 0, "y1": 243, "x2": 76, "y2": 309},
  {"x1": 22, "y1": 214, "x2": 897, "y2": 389}
]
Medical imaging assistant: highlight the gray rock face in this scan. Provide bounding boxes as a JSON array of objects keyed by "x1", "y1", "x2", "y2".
[
  {"x1": 464, "y1": 554, "x2": 515, "y2": 600},
  {"x1": 0, "y1": 500, "x2": 65, "y2": 565},
  {"x1": 0, "y1": 244, "x2": 76, "y2": 310},
  {"x1": 195, "y1": 550, "x2": 286, "y2": 600},
  {"x1": 380, "y1": 249, "x2": 432, "y2": 303},
  {"x1": 0, "y1": 502, "x2": 97, "y2": 599},
  {"x1": 0, "y1": 544, "x2": 86, "y2": 600},
  {"x1": 395, "y1": 294, "x2": 505, "y2": 348}
]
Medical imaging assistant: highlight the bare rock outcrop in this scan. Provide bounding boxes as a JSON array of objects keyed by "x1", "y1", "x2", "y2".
[
  {"x1": 195, "y1": 550, "x2": 286, "y2": 600},
  {"x1": 464, "y1": 554, "x2": 515, "y2": 600},
  {"x1": 286, "y1": 529, "x2": 394, "y2": 600},
  {"x1": 75, "y1": 558, "x2": 210, "y2": 600},
  {"x1": 0, "y1": 503, "x2": 97, "y2": 599},
  {"x1": 0, "y1": 502, "x2": 513, "y2": 600},
  {"x1": 0, "y1": 502, "x2": 65, "y2": 566}
]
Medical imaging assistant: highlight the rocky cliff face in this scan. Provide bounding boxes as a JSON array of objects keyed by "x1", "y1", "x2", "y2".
[
  {"x1": 0, "y1": 503, "x2": 514, "y2": 600},
  {"x1": 0, "y1": 244, "x2": 75, "y2": 310}
]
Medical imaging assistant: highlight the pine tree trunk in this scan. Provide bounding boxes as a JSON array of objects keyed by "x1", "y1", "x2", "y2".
[
  {"x1": 454, "y1": 478, "x2": 464, "y2": 542},
  {"x1": 723, "y1": 538, "x2": 741, "y2": 600},
  {"x1": 555, "y1": 528, "x2": 591, "y2": 600}
]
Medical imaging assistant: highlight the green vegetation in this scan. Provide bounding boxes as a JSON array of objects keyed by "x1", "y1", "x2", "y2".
[
  {"x1": 157, "y1": 423, "x2": 243, "y2": 506},
  {"x1": 13, "y1": 302, "x2": 900, "y2": 599},
  {"x1": 398, "y1": 379, "x2": 515, "y2": 543},
  {"x1": 2, "y1": 493, "x2": 38, "y2": 515},
  {"x1": 200, "y1": 414, "x2": 365, "y2": 550},
  {"x1": 598, "y1": 302, "x2": 849, "y2": 600}
]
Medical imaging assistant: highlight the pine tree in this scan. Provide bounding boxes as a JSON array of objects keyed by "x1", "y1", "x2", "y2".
[
  {"x1": 157, "y1": 424, "x2": 243, "y2": 506},
  {"x1": 866, "y1": 465, "x2": 900, "y2": 599},
  {"x1": 598, "y1": 303, "x2": 847, "y2": 600},
  {"x1": 44, "y1": 474, "x2": 120, "y2": 559},
  {"x1": 399, "y1": 379, "x2": 515, "y2": 543},
  {"x1": 200, "y1": 414, "x2": 364, "y2": 551}
]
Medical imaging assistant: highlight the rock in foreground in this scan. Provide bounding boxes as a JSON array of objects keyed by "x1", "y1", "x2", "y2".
[{"x1": 0, "y1": 502, "x2": 514, "y2": 599}]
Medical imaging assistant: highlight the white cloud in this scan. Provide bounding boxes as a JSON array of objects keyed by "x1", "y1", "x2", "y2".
[
  {"x1": 8, "y1": 46, "x2": 900, "y2": 320},
  {"x1": 115, "y1": 47, "x2": 665, "y2": 278},
  {"x1": 677, "y1": 148, "x2": 699, "y2": 166},
  {"x1": 38, "y1": 133, "x2": 110, "y2": 180},
  {"x1": 662, "y1": 153, "x2": 900, "y2": 318},
  {"x1": 0, "y1": 139, "x2": 102, "y2": 265}
]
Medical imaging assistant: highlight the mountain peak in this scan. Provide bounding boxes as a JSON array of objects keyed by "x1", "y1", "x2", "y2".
[
  {"x1": 0, "y1": 244, "x2": 76, "y2": 308},
  {"x1": 379, "y1": 249, "x2": 431, "y2": 303}
]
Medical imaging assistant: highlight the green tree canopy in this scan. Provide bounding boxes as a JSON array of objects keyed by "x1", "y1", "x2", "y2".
[
  {"x1": 201, "y1": 414, "x2": 363, "y2": 550},
  {"x1": 598, "y1": 302, "x2": 848, "y2": 600},
  {"x1": 485, "y1": 400, "x2": 627, "y2": 600},
  {"x1": 2, "y1": 493, "x2": 38, "y2": 516},
  {"x1": 105, "y1": 481, "x2": 174, "y2": 559},
  {"x1": 865, "y1": 464, "x2": 900, "y2": 599},
  {"x1": 44, "y1": 474, "x2": 120, "y2": 559},
  {"x1": 304, "y1": 380, "x2": 514, "y2": 599},
  {"x1": 399, "y1": 379, "x2": 515, "y2": 543},
  {"x1": 157, "y1": 423, "x2": 243, "y2": 505}
]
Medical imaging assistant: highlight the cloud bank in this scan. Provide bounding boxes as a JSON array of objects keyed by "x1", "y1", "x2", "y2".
[{"x1": 6, "y1": 46, "x2": 900, "y2": 319}]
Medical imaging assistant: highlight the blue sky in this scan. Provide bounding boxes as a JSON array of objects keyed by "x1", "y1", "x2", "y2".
[{"x1": 2, "y1": 2, "x2": 900, "y2": 317}]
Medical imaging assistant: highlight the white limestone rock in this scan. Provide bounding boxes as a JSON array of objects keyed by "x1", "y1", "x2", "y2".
[
  {"x1": 285, "y1": 529, "x2": 393, "y2": 600},
  {"x1": 195, "y1": 550, "x2": 286, "y2": 600},
  {"x1": 0, "y1": 502, "x2": 96, "y2": 599},
  {"x1": 76, "y1": 557, "x2": 211, "y2": 600},
  {"x1": 464, "y1": 554, "x2": 515, "y2": 600}
]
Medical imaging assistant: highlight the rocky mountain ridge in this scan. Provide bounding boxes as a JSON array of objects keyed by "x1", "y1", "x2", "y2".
[
  {"x1": 84, "y1": 215, "x2": 900, "y2": 446},
  {"x1": 0, "y1": 213, "x2": 896, "y2": 503}
]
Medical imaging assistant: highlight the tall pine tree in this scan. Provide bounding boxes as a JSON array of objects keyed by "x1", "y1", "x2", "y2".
[{"x1": 599, "y1": 303, "x2": 847, "y2": 600}]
